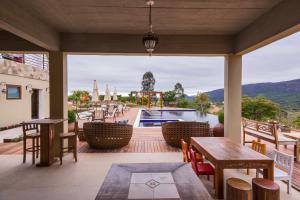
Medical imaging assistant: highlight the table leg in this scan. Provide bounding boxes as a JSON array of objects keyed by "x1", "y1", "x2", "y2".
[
  {"x1": 36, "y1": 124, "x2": 57, "y2": 167},
  {"x1": 295, "y1": 142, "x2": 300, "y2": 162},
  {"x1": 263, "y1": 162, "x2": 274, "y2": 181},
  {"x1": 214, "y1": 164, "x2": 224, "y2": 199}
]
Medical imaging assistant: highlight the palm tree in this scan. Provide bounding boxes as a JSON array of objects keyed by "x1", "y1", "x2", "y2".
[{"x1": 141, "y1": 72, "x2": 155, "y2": 91}]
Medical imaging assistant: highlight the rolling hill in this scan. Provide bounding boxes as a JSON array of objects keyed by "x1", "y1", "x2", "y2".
[{"x1": 207, "y1": 79, "x2": 300, "y2": 111}]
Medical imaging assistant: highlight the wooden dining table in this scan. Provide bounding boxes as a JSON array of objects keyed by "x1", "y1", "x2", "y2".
[
  {"x1": 191, "y1": 137, "x2": 274, "y2": 199},
  {"x1": 23, "y1": 118, "x2": 66, "y2": 167}
]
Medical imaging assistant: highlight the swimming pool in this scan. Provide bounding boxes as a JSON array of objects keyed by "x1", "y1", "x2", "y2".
[{"x1": 135, "y1": 109, "x2": 219, "y2": 127}]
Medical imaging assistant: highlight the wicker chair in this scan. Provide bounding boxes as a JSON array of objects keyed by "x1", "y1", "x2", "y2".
[
  {"x1": 162, "y1": 121, "x2": 210, "y2": 147},
  {"x1": 83, "y1": 122, "x2": 133, "y2": 149}
]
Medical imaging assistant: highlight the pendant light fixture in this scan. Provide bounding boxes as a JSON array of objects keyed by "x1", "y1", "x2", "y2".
[{"x1": 142, "y1": 0, "x2": 159, "y2": 55}]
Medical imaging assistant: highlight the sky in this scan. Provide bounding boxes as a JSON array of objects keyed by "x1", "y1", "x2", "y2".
[{"x1": 68, "y1": 32, "x2": 300, "y2": 96}]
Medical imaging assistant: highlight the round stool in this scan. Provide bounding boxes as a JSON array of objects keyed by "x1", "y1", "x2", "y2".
[
  {"x1": 226, "y1": 178, "x2": 251, "y2": 200},
  {"x1": 252, "y1": 178, "x2": 280, "y2": 200}
]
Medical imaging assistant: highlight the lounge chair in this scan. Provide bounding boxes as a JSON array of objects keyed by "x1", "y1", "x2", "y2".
[
  {"x1": 92, "y1": 109, "x2": 105, "y2": 121},
  {"x1": 117, "y1": 104, "x2": 124, "y2": 116},
  {"x1": 105, "y1": 108, "x2": 117, "y2": 122}
]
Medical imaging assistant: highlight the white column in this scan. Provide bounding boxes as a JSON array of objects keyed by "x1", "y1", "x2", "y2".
[
  {"x1": 49, "y1": 52, "x2": 68, "y2": 154},
  {"x1": 224, "y1": 55, "x2": 242, "y2": 143}
]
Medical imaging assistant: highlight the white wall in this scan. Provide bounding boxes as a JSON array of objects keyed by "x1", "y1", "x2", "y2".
[{"x1": 0, "y1": 74, "x2": 49, "y2": 127}]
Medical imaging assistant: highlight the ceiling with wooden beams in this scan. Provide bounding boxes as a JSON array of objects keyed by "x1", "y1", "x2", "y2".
[{"x1": 16, "y1": 0, "x2": 282, "y2": 35}]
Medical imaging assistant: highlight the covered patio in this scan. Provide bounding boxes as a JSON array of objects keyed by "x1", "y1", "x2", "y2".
[{"x1": 1, "y1": 0, "x2": 300, "y2": 199}]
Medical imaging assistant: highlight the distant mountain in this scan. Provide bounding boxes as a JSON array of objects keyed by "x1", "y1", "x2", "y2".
[{"x1": 207, "y1": 79, "x2": 300, "y2": 111}]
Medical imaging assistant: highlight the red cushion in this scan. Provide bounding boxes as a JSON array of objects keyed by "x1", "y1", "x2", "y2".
[{"x1": 196, "y1": 163, "x2": 214, "y2": 175}]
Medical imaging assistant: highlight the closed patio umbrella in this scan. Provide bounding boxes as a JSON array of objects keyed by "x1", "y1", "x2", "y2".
[
  {"x1": 104, "y1": 84, "x2": 111, "y2": 101},
  {"x1": 92, "y1": 80, "x2": 99, "y2": 103},
  {"x1": 113, "y1": 87, "x2": 118, "y2": 101}
]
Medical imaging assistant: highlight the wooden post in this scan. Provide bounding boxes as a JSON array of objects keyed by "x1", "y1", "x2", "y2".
[
  {"x1": 49, "y1": 52, "x2": 67, "y2": 156},
  {"x1": 147, "y1": 92, "x2": 151, "y2": 109}
]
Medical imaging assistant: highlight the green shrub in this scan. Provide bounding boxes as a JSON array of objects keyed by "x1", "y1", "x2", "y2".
[
  {"x1": 218, "y1": 111, "x2": 224, "y2": 124},
  {"x1": 176, "y1": 98, "x2": 189, "y2": 108},
  {"x1": 242, "y1": 96, "x2": 279, "y2": 121},
  {"x1": 68, "y1": 110, "x2": 76, "y2": 123},
  {"x1": 293, "y1": 116, "x2": 300, "y2": 129}
]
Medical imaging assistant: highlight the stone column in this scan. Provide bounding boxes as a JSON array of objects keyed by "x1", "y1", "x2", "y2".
[
  {"x1": 224, "y1": 55, "x2": 242, "y2": 143},
  {"x1": 49, "y1": 51, "x2": 68, "y2": 155}
]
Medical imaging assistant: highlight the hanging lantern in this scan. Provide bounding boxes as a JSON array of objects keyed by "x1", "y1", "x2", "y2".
[{"x1": 142, "y1": 0, "x2": 159, "y2": 55}]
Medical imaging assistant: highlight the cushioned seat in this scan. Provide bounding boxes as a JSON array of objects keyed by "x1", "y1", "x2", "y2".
[
  {"x1": 196, "y1": 163, "x2": 214, "y2": 175},
  {"x1": 274, "y1": 167, "x2": 289, "y2": 179}
]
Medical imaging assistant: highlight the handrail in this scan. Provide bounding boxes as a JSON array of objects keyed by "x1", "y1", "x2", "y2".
[{"x1": 0, "y1": 53, "x2": 48, "y2": 69}]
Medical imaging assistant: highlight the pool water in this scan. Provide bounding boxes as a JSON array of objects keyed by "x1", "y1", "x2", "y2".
[{"x1": 138, "y1": 109, "x2": 219, "y2": 127}]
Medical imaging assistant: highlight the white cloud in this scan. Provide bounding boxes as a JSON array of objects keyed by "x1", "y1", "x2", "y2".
[{"x1": 68, "y1": 32, "x2": 300, "y2": 95}]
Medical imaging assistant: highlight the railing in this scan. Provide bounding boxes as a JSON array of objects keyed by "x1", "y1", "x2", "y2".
[{"x1": 0, "y1": 53, "x2": 48, "y2": 69}]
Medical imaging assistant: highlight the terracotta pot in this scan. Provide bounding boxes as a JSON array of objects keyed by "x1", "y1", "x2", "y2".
[
  {"x1": 68, "y1": 122, "x2": 75, "y2": 132},
  {"x1": 213, "y1": 123, "x2": 224, "y2": 137}
]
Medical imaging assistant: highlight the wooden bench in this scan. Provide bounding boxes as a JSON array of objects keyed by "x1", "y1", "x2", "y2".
[{"x1": 242, "y1": 118, "x2": 298, "y2": 160}]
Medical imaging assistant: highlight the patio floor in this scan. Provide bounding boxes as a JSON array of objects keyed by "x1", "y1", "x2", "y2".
[
  {"x1": 0, "y1": 107, "x2": 300, "y2": 195},
  {"x1": 0, "y1": 153, "x2": 299, "y2": 200}
]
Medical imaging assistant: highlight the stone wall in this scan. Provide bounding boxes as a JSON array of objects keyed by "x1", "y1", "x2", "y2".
[{"x1": 0, "y1": 59, "x2": 48, "y2": 81}]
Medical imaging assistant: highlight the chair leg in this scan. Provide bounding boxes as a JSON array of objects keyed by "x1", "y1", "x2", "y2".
[
  {"x1": 213, "y1": 175, "x2": 215, "y2": 189},
  {"x1": 23, "y1": 138, "x2": 26, "y2": 163},
  {"x1": 256, "y1": 169, "x2": 259, "y2": 178},
  {"x1": 287, "y1": 180, "x2": 291, "y2": 194},
  {"x1": 207, "y1": 175, "x2": 210, "y2": 180},
  {"x1": 32, "y1": 138, "x2": 35, "y2": 165},
  {"x1": 36, "y1": 137, "x2": 39, "y2": 158},
  {"x1": 73, "y1": 136, "x2": 77, "y2": 162},
  {"x1": 246, "y1": 168, "x2": 250, "y2": 175},
  {"x1": 60, "y1": 138, "x2": 63, "y2": 165}
]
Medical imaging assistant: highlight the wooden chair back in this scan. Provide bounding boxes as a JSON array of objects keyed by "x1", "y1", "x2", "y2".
[
  {"x1": 22, "y1": 123, "x2": 39, "y2": 137},
  {"x1": 251, "y1": 140, "x2": 266, "y2": 155},
  {"x1": 189, "y1": 148, "x2": 198, "y2": 174},
  {"x1": 181, "y1": 139, "x2": 190, "y2": 162},
  {"x1": 272, "y1": 149, "x2": 294, "y2": 175}
]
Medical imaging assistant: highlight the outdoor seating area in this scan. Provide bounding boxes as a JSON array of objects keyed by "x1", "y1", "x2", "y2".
[
  {"x1": 1, "y1": 0, "x2": 300, "y2": 199},
  {"x1": 1, "y1": 107, "x2": 300, "y2": 200},
  {"x1": 243, "y1": 118, "x2": 299, "y2": 162}
]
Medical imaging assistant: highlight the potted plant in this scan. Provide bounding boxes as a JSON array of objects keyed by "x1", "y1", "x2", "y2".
[
  {"x1": 213, "y1": 111, "x2": 224, "y2": 137},
  {"x1": 68, "y1": 110, "x2": 76, "y2": 132}
]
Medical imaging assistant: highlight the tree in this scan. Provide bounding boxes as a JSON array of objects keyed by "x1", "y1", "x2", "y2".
[
  {"x1": 163, "y1": 91, "x2": 176, "y2": 105},
  {"x1": 174, "y1": 82, "x2": 184, "y2": 98},
  {"x1": 242, "y1": 96, "x2": 279, "y2": 121},
  {"x1": 176, "y1": 98, "x2": 189, "y2": 108},
  {"x1": 68, "y1": 90, "x2": 91, "y2": 107},
  {"x1": 141, "y1": 72, "x2": 155, "y2": 91},
  {"x1": 195, "y1": 92, "x2": 210, "y2": 113},
  {"x1": 292, "y1": 116, "x2": 300, "y2": 129}
]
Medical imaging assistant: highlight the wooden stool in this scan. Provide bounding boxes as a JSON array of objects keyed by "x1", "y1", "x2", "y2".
[
  {"x1": 22, "y1": 123, "x2": 40, "y2": 165},
  {"x1": 226, "y1": 178, "x2": 251, "y2": 200},
  {"x1": 252, "y1": 178, "x2": 280, "y2": 200},
  {"x1": 59, "y1": 132, "x2": 77, "y2": 165}
]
